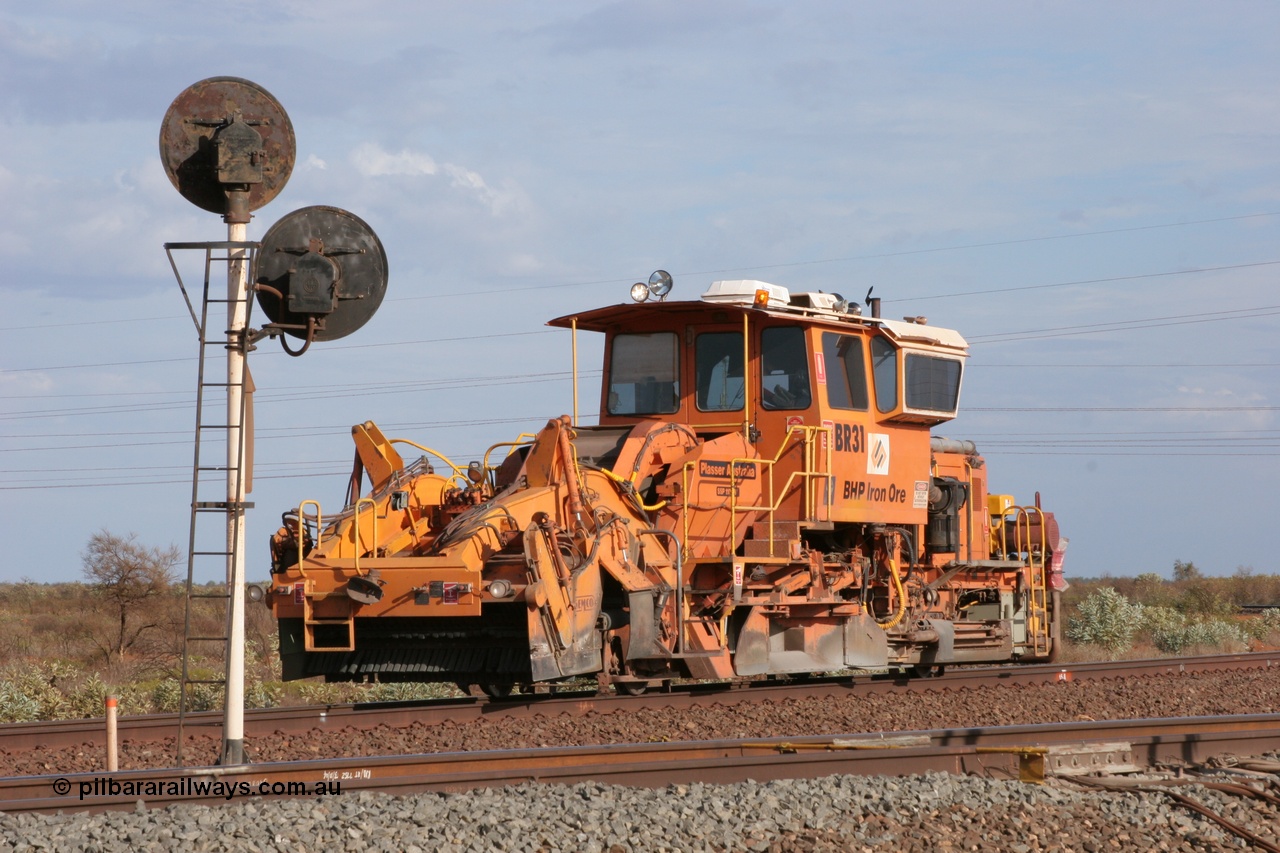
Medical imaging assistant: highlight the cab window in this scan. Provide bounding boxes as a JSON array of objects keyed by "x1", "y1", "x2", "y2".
[
  {"x1": 695, "y1": 331, "x2": 744, "y2": 412},
  {"x1": 760, "y1": 326, "x2": 811, "y2": 410},
  {"x1": 870, "y1": 336, "x2": 898, "y2": 413},
  {"x1": 905, "y1": 354, "x2": 962, "y2": 412},
  {"x1": 607, "y1": 332, "x2": 679, "y2": 415},
  {"x1": 821, "y1": 332, "x2": 868, "y2": 411}
]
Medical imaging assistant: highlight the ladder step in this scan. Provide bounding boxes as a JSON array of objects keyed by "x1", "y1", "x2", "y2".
[
  {"x1": 182, "y1": 679, "x2": 227, "y2": 686},
  {"x1": 187, "y1": 636, "x2": 230, "y2": 643}
]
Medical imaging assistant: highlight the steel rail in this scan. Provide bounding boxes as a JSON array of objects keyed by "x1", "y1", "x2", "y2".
[
  {"x1": 1, "y1": 651, "x2": 1275, "y2": 757},
  {"x1": 3, "y1": 713, "x2": 1279, "y2": 815}
]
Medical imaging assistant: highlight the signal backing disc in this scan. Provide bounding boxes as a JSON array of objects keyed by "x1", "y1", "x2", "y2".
[
  {"x1": 159, "y1": 77, "x2": 296, "y2": 214},
  {"x1": 254, "y1": 206, "x2": 389, "y2": 342}
]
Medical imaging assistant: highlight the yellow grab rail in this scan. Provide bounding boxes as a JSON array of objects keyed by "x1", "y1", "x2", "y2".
[
  {"x1": 389, "y1": 438, "x2": 469, "y2": 486},
  {"x1": 678, "y1": 423, "x2": 832, "y2": 560},
  {"x1": 1010, "y1": 505, "x2": 1051, "y2": 657}
]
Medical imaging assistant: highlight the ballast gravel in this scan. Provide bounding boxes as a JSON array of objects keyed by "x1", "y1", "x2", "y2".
[
  {"x1": 7, "y1": 667, "x2": 1280, "y2": 776},
  {"x1": 2, "y1": 770, "x2": 1278, "y2": 852}
]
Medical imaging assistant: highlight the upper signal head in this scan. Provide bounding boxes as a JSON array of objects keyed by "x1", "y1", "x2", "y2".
[
  {"x1": 253, "y1": 205, "x2": 389, "y2": 345},
  {"x1": 159, "y1": 77, "x2": 296, "y2": 221}
]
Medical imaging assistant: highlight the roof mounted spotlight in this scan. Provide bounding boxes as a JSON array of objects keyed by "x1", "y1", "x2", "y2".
[
  {"x1": 629, "y1": 270, "x2": 674, "y2": 303},
  {"x1": 648, "y1": 269, "x2": 673, "y2": 300}
]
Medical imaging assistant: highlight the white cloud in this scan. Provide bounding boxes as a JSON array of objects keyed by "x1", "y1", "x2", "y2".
[
  {"x1": 347, "y1": 142, "x2": 525, "y2": 216},
  {"x1": 0, "y1": 371, "x2": 53, "y2": 393},
  {"x1": 304, "y1": 153, "x2": 327, "y2": 170},
  {"x1": 350, "y1": 142, "x2": 438, "y2": 177},
  {"x1": 442, "y1": 163, "x2": 526, "y2": 216},
  {"x1": 443, "y1": 163, "x2": 485, "y2": 192}
]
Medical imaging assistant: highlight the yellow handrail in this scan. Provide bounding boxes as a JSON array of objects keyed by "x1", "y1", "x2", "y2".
[
  {"x1": 389, "y1": 438, "x2": 469, "y2": 486},
  {"x1": 482, "y1": 435, "x2": 536, "y2": 491},
  {"x1": 677, "y1": 423, "x2": 832, "y2": 560},
  {"x1": 1011, "y1": 505, "x2": 1050, "y2": 656},
  {"x1": 730, "y1": 423, "x2": 832, "y2": 554},
  {"x1": 482, "y1": 436, "x2": 536, "y2": 472}
]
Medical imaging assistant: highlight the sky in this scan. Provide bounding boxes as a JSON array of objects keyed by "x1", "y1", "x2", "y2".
[{"x1": 1, "y1": 1, "x2": 1277, "y2": 585}]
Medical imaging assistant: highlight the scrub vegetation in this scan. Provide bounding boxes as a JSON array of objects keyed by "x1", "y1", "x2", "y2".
[
  {"x1": 0, "y1": 536, "x2": 1275, "y2": 722},
  {"x1": 1063, "y1": 561, "x2": 1280, "y2": 658}
]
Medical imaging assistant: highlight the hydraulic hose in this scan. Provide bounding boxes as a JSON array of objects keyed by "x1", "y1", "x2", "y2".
[{"x1": 874, "y1": 557, "x2": 908, "y2": 629}]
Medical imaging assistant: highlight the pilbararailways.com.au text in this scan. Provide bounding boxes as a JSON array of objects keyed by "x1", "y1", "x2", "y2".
[{"x1": 56, "y1": 776, "x2": 342, "y2": 801}]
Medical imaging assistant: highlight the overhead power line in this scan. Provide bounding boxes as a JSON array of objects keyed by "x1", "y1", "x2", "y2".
[
  {"x1": 0, "y1": 329, "x2": 558, "y2": 375},
  {"x1": 3, "y1": 211, "x2": 1278, "y2": 331},
  {"x1": 969, "y1": 304, "x2": 1280, "y2": 344}
]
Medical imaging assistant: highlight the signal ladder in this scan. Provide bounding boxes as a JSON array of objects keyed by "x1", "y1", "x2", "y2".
[{"x1": 168, "y1": 241, "x2": 258, "y2": 765}]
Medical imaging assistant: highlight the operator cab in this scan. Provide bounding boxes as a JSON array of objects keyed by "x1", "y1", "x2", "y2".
[{"x1": 549, "y1": 273, "x2": 968, "y2": 446}]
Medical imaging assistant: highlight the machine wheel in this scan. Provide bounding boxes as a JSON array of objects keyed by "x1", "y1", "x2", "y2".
[
  {"x1": 616, "y1": 680, "x2": 650, "y2": 696},
  {"x1": 479, "y1": 682, "x2": 515, "y2": 699}
]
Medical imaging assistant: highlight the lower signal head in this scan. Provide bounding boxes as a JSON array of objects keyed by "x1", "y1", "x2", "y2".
[{"x1": 254, "y1": 205, "x2": 388, "y2": 342}]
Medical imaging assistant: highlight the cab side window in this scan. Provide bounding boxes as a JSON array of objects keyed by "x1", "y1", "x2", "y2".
[
  {"x1": 821, "y1": 332, "x2": 868, "y2": 410},
  {"x1": 607, "y1": 332, "x2": 680, "y2": 415},
  {"x1": 760, "y1": 326, "x2": 811, "y2": 410}
]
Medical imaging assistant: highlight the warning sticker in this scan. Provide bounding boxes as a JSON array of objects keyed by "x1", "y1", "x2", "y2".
[{"x1": 913, "y1": 480, "x2": 929, "y2": 509}]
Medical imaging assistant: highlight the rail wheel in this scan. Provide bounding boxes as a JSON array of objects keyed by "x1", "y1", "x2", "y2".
[
  {"x1": 479, "y1": 681, "x2": 515, "y2": 699},
  {"x1": 615, "y1": 680, "x2": 651, "y2": 696},
  {"x1": 907, "y1": 664, "x2": 946, "y2": 678}
]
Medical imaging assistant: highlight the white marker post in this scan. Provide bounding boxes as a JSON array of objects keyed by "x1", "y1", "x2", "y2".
[{"x1": 223, "y1": 216, "x2": 249, "y2": 766}]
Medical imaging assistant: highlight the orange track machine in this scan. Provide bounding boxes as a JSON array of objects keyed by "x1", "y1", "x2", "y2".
[{"x1": 264, "y1": 274, "x2": 1066, "y2": 694}]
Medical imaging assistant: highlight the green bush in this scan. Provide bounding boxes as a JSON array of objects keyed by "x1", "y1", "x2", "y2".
[
  {"x1": 0, "y1": 664, "x2": 144, "y2": 721},
  {"x1": 1066, "y1": 587, "x2": 1144, "y2": 655},
  {"x1": 0, "y1": 680, "x2": 44, "y2": 723},
  {"x1": 1241, "y1": 608, "x2": 1280, "y2": 643},
  {"x1": 1144, "y1": 608, "x2": 1248, "y2": 654}
]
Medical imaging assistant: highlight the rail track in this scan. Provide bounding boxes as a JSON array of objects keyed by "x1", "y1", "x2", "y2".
[
  {"x1": 3, "y1": 651, "x2": 1274, "y2": 757},
  {"x1": 3, "y1": 713, "x2": 1279, "y2": 815}
]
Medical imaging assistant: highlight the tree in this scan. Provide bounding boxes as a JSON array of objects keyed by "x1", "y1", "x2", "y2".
[
  {"x1": 81, "y1": 530, "x2": 180, "y2": 663},
  {"x1": 1173, "y1": 560, "x2": 1202, "y2": 583}
]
